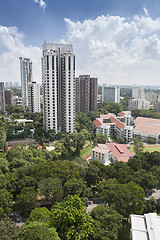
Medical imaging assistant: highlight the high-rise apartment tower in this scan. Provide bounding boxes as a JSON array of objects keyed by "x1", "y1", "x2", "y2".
[
  {"x1": 76, "y1": 75, "x2": 98, "y2": 113},
  {"x1": 42, "y1": 43, "x2": 76, "y2": 133},
  {"x1": 102, "y1": 85, "x2": 120, "y2": 103},
  {"x1": 19, "y1": 57, "x2": 32, "y2": 108},
  {"x1": 28, "y1": 82, "x2": 41, "y2": 113}
]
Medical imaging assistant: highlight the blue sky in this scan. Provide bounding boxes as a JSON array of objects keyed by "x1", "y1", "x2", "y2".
[{"x1": 1, "y1": 0, "x2": 160, "y2": 85}]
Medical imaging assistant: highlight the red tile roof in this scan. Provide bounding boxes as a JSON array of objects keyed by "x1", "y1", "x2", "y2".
[
  {"x1": 106, "y1": 142, "x2": 135, "y2": 162},
  {"x1": 134, "y1": 117, "x2": 160, "y2": 135},
  {"x1": 93, "y1": 119, "x2": 102, "y2": 127},
  {"x1": 109, "y1": 116, "x2": 125, "y2": 129},
  {"x1": 100, "y1": 113, "x2": 116, "y2": 119},
  {"x1": 117, "y1": 112, "x2": 125, "y2": 117}
]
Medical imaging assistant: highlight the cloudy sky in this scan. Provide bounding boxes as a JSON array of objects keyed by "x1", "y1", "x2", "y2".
[{"x1": 1, "y1": 0, "x2": 160, "y2": 86}]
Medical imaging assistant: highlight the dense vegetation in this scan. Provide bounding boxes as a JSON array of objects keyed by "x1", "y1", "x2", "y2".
[{"x1": 1, "y1": 102, "x2": 160, "y2": 239}]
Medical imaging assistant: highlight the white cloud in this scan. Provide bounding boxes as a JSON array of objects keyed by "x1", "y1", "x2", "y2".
[
  {"x1": 34, "y1": 0, "x2": 46, "y2": 10},
  {"x1": 0, "y1": 25, "x2": 42, "y2": 84},
  {"x1": 63, "y1": 13, "x2": 160, "y2": 85}
]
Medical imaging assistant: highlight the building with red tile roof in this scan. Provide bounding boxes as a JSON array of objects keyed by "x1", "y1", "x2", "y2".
[
  {"x1": 91, "y1": 142, "x2": 135, "y2": 165},
  {"x1": 134, "y1": 117, "x2": 160, "y2": 143},
  {"x1": 93, "y1": 113, "x2": 133, "y2": 143}
]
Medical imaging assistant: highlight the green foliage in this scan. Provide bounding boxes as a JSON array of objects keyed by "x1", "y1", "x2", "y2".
[
  {"x1": 38, "y1": 177, "x2": 63, "y2": 204},
  {"x1": 117, "y1": 137, "x2": 125, "y2": 144},
  {"x1": 15, "y1": 187, "x2": 38, "y2": 217},
  {"x1": 0, "y1": 188, "x2": 13, "y2": 215},
  {"x1": 132, "y1": 136, "x2": 144, "y2": 154},
  {"x1": 131, "y1": 108, "x2": 160, "y2": 119},
  {"x1": 0, "y1": 128, "x2": 8, "y2": 152},
  {"x1": 50, "y1": 195, "x2": 94, "y2": 240},
  {"x1": 146, "y1": 137, "x2": 156, "y2": 144},
  {"x1": 98, "y1": 179, "x2": 145, "y2": 217},
  {"x1": 93, "y1": 133, "x2": 108, "y2": 145},
  {"x1": 26, "y1": 207, "x2": 51, "y2": 224},
  {"x1": 90, "y1": 204, "x2": 123, "y2": 240},
  {"x1": 22, "y1": 221, "x2": 60, "y2": 240},
  {"x1": 63, "y1": 178, "x2": 92, "y2": 198},
  {"x1": 0, "y1": 217, "x2": 22, "y2": 240}
]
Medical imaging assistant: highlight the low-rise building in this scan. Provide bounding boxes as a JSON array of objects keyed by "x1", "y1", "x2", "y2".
[
  {"x1": 93, "y1": 113, "x2": 133, "y2": 143},
  {"x1": 134, "y1": 117, "x2": 160, "y2": 143},
  {"x1": 91, "y1": 142, "x2": 135, "y2": 165},
  {"x1": 128, "y1": 98, "x2": 150, "y2": 110},
  {"x1": 130, "y1": 213, "x2": 160, "y2": 240}
]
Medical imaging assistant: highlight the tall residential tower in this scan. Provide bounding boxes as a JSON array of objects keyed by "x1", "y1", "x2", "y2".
[
  {"x1": 75, "y1": 75, "x2": 98, "y2": 113},
  {"x1": 102, "y1": 85, "x2": 120, "y2": 103},
  {"x1": 42, "y1": 43, "x2": 76, "y2": 133},
  {"x1": 19, "y1": 57, "x2": 32, "y2": 108}
]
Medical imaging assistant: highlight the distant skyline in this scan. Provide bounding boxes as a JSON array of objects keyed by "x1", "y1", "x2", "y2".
[{"x1": 1, "y1": 0, "x2": 160, "y2": 85}]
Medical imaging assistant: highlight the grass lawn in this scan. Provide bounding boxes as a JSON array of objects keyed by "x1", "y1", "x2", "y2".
[
  {"x1": 80, "y1": 142, "x2": 94, "y2": 159},
  {"x1": 129, "y1": 145, "x2": 160, "y2": 153}
]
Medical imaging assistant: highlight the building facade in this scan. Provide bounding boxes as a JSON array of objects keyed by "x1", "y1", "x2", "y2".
[
  {"x1": 132, "y1": 85, "x2": 144, "y2": 99},
  {"x1": 42, "y1": 43, "x2": 76, "y2": 133},
  {"x1": 28, "y1": 82, "x2": 41, "y2": 113},
  {"x1": 19, "y1": 57, "x2": 32, "y2": 108},
  {"x1": 102, "y1": 85, "x2": 120, "y2": 103},
  {"x1": 128, "y1": 99, "x2": 150, "y2": 110},
  {"x1": 75, "y1": 75, "x2": 98, "y2": 113},
  {"x1": 4, "y1": 89, "x2": 13, "y2": 105},
  {"x1": 0, "y1": 82, "x2": 5, "y2": 111}
]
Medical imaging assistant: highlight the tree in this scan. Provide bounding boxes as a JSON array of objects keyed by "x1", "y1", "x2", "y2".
[
  {"x1": 117, "y1": 137, "x2": 125, "y2": 144},
  {"x1": 0, "y1": 188, "x2": 13, "y2": 215},
  {"x1": 97, "y1": 179, "x2": 145, "y2": 217},
  {"x1": 26, "y1": 207, "x2": 51, "y2": 224},
  {"x1": 0, "y1": 128, "x2": 8, "y2": 152},
  {"x1": 63, "y1": 178, "x2": 92, "y2": 198},
  {"x1": 93, "y1": 133, "x2": 108, "y2": 145},
  {"x1": 0, "y1": 217, "x2": 22, "y2": 240},
  {"x1": 146, "y1": 137, "x2": 156, "y2": 144},
  {"x1": 15, "y1": 187, "x2": 38, "y2": 217},
  {"x1": 90, "y1": 204, "x2": 123, "y2": 240},
  {"x1": 132, "y1": 136, "x2": 144, "y2": 154},
  {"x1": 22, "y1": 221, "x2": 60, "y2": 240},
  {"x1": 50, "y1": 195, "x2": 94, "y2": 240},
  {"x1": 38, "y1": 177, "x2": 63, "y2": 204}
]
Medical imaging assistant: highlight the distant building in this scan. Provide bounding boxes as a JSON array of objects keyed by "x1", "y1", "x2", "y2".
[
  {"x1": 4, "y1": 89, "x2": 13, "y2": 105},
  {"x1": 42, "y1": 43, "x2": 76, "y2": 133},
  {"x1": 130, "y1": 213, "x2": 160, "y2": 240},
  {"x1": 28, "y1": 82, "x2": 41, "y2": 113},
  {"x1": 75, "y1": 75, "x2": 98, "y2": 113},
  {"x1": 132, "y1": 85, "x2": 144, "y2": 99},
  {"x1": 91, "y1": 142, "x2": 135, "y2": 165},
  {"x1": 133, "y1": 117, "x2": 160, "y2": 143},
  {"x1": 144, "y1": 91, "x2": 160, "y2": 105},
  {"x1": 19, "y1": 57, "x2": 32, "y2": 108},
  {"x1": 157, "y1": 102, "x2": 160, "y2": 112},
  {"x1": 0, "y1": 82, "x2": 5, "y2": 111},
  {"x1": 128, "y1": 99, "x2": 150, "y2": 110},
  {"x1": 93, "y1": 113, "x2": 133, "y2": 143},
  {"x1": 13, "y1": 96, "x2": 22, "y2": 106},
  {"x1": 102, "y1": 85, "x2": 120, "y2": 103}
]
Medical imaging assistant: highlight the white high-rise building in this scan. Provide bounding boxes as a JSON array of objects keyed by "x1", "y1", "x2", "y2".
[
  {"x1": 28, "y1": 82, "x2": 41, "y2": 113},
  {"x1": 19, "y1": 57, "x2": 32, "y2": 108},
  {"x1": 132, "y1": 85, "x2": 144, "y2": 99},
  {"x1": 102, "y1": 85, "x2": 120, "y2": 103},
  {"x1": 42, "y1": 43, "x2": 76, "y2": 133}
]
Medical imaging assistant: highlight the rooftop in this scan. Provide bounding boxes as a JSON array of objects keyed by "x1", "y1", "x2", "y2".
[
  {"x1": 134, "y1": 117, "x2": 160, "y2": 135},
  {"x1": 109, "y1": 116, "x2": 125, "y2": 129},
  {"x1": 130, "y1": 213, "x2": 160, "y2": 240}
]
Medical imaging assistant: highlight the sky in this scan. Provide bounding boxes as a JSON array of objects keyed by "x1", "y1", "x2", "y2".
[{"x1": 1, "y1": 0, "x2": 160, "y2": 86}]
